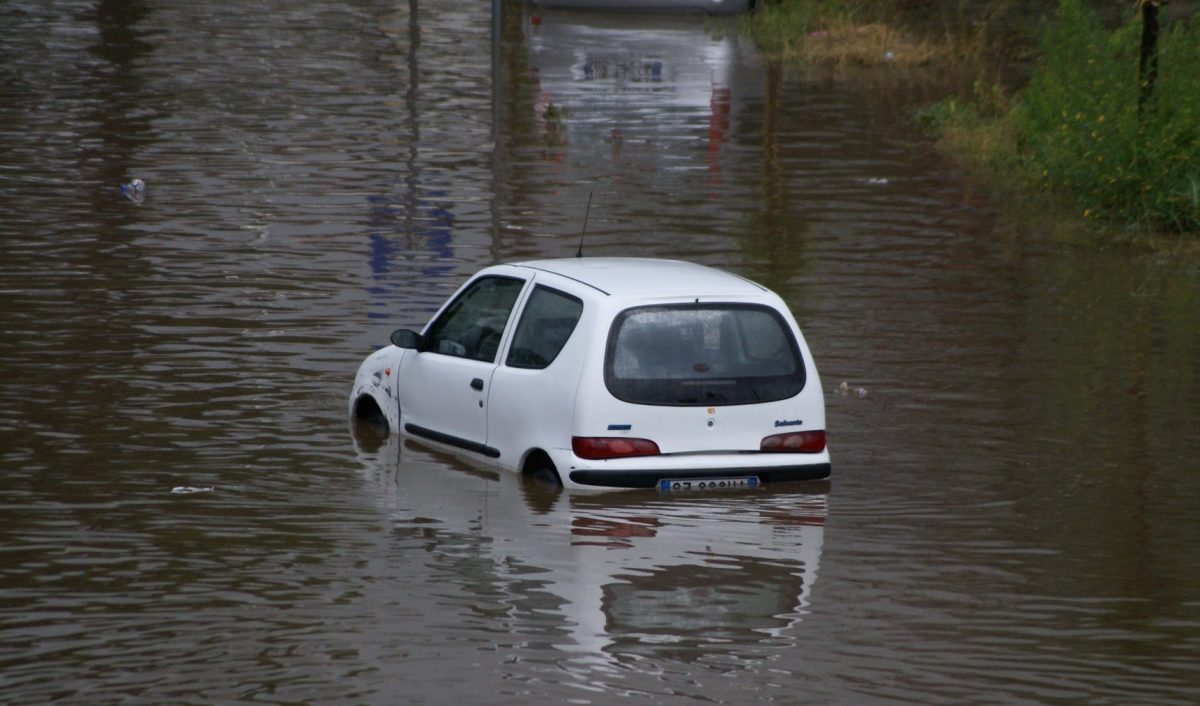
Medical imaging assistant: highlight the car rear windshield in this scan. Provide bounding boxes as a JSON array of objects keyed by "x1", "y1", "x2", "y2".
[{"x1": 604, "y1": 304, "x2": 805, "y2": 406}]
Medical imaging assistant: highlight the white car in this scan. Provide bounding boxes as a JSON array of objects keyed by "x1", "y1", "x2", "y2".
[{"x1": 349, "y1": 258, "x2": 829, "y2": 491}]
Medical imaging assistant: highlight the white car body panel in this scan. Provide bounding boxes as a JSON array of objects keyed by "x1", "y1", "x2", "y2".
[
  {"x1": 350, "y1": 258, "x2": 830, "y2": 491},
  {"x1": 349, "y1": 346, "x2": 405, "y2": 431},
  {"x1": 402, "y1": 353, "x2": 495, "y2": 452}
]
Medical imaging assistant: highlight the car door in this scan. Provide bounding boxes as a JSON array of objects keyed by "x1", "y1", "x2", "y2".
[
  {"x1": 400, "y1": 275, "x2": 526, "y2": 457},
  {"x1": 486, "y1": 284, "x2": 586, "y2": 464}
]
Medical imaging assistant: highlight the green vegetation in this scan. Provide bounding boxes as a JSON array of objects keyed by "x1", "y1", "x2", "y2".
[
  {"x1": 742, "y1": 0, "x2": 998, "y2": 67},
  {"x1": 747, "y1": 0, "x2": 1199, "y2": 241},
  {"x1": 922, "y1": 0, "x2": 1199, "y2": 239},
  {"x1": 1013, "y1": 0, "x2": 1198, "y2": 235}
]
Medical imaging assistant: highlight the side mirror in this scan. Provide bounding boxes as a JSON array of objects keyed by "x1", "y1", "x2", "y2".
[{"x1": 390, "y1": 328, "x2": 423, "y2": 350}]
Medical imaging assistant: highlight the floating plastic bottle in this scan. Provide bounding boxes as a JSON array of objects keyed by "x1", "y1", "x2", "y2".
[
  {"x1": 120, "y1": 178, "x2": 145, "y2": 202},
  {"x1": 171, "y1": 486, "x2": 214, "y2": 494}
]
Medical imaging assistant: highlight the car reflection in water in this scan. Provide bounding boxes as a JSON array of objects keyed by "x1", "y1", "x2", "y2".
[{"x1": 352, "y1": 426, "x2": 826, "y2": 666}]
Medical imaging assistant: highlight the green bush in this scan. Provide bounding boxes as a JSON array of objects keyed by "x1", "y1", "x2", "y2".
[
  {"x1": 1012, "y1": 0, "x2": 1199, "y2": 234},
  {"x1": 742, "y1": 0, "x2": 864, "y2": 57}
]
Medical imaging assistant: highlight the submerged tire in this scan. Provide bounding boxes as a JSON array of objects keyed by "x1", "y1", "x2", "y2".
[
  {"x1": 352, "y1": 395, "x2": 389, "y2": 432},
  {"x1": 525, "y1": 454, "x2": 562, "y2": 488}
]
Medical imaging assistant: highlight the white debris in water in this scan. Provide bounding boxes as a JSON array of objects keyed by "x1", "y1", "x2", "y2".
[
  {"x1": 120, "y1": 178, "x2": 146, "y2": 203},
  {"x1": 171, "y1": 486, "x2": 214, "y2": 494},
  {"x1": 834, "y1": 381, "x2": 869, "y2": 398}
]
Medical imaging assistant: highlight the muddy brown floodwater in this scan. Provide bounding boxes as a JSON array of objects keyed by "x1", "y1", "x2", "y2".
[{"x1": 2, "y1": 2, "x2": 1198, "y2": 704}]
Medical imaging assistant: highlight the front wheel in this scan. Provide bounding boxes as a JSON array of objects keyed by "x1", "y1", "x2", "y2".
[{"x1": 352, "y1": 394, "x2": 389, "y2": 432}]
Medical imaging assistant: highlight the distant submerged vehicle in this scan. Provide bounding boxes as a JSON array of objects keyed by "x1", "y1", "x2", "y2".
[{"x1": 530, "y1": 0, "x2": 752, "y2": 14}]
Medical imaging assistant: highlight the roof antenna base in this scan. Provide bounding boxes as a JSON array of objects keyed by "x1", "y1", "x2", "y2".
[{"x1": 576, "y1": 192, "x2": 593, "y2": 258}]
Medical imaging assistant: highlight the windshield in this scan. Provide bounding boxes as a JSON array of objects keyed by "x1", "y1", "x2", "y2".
[{"x1": 604, "y1": 304, "x2": 805, "y2": 406}]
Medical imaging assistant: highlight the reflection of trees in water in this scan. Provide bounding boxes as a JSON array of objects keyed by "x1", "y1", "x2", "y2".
[
  {"x1": 90, "y1": 0, "x2": 156, "y2": 183},
  {"x1": 1001, "y1": 256, "x2": 1200, "y2": 613},
  {"x1": 498, "y1": 0, "x2": 562, "y2": 169},
  {"x1": 11, "y1": 0, "x2": 164, "y2": 496},
  {"x1": 735, "y1": 60, "x2": 812, "y2": 297}
]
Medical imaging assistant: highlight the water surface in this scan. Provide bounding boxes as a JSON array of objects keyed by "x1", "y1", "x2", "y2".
[{"x1": 2, "y1": 2, "x2": 1198, "y2": 704}]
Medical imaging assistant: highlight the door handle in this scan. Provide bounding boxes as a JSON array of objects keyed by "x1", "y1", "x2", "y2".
[{"x1": 470, "y1": 378, "x2": 484, "y2": 391}]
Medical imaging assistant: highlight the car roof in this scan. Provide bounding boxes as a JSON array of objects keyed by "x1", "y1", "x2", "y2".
[{"x1": 507, "y1": 258, "x2": 768, "y2": 299}]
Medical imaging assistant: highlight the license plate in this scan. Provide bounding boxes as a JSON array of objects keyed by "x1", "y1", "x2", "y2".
[{"x1": 658, "y1": 476, "x2": 759, "y2": 493}]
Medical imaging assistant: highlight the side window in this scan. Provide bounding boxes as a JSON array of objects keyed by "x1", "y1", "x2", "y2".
[
  {"x1": 733, "y1": 309, "x2": 796, "y2": 371},
  {"x1": 505, "y1": 286, "x2": 584, "y2": 370},
  {"x1": 424, "y1": 276, "x2": 525, "y2": 362}
]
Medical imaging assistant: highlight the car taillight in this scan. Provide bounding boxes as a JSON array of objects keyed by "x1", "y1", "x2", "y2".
[
  {"x1": 760, "y1": 430, "x2": 826, "y2": 453},
  {"x1": 572, "y1": 436, "x2": 661, "y2": 460}
]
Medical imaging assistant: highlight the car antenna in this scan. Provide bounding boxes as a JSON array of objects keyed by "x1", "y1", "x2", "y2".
[{"x1": 575, "y1": 192, "x2": 593, "y2": 258}]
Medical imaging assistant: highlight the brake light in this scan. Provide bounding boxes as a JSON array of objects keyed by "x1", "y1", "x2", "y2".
[
  {"x1": 572, "y1": 436, "x2": 661, "y2": 460},
  {"x1": 761, "y1": 430, "x2": 826, "y2": 453}
]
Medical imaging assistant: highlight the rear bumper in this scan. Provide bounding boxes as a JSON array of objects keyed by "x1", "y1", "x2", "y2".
[{"x1": 567, "y1": 462, "x2": 830, "y2": 489}]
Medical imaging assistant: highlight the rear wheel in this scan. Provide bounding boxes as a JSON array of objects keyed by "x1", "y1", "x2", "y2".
[{"x1": 524, "y1": 453, "x2": 562, "y2": 488}]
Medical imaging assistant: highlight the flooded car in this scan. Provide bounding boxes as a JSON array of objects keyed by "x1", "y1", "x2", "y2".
[{"x1": 350, "y1": 258, "x2": 829, "y2": 490}]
